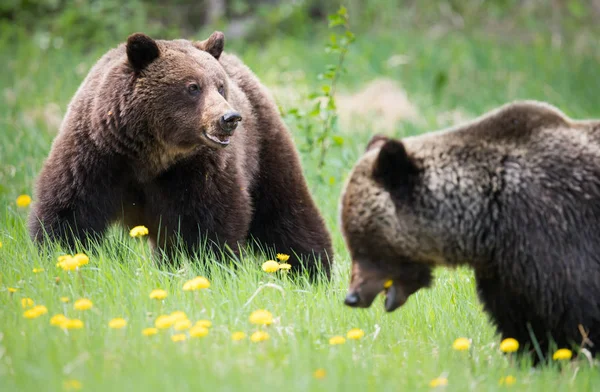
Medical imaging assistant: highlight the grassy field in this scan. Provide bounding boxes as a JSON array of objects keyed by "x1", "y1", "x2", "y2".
[{"x1": 1, "y1": 24, "x2": 600, "y2": 391}]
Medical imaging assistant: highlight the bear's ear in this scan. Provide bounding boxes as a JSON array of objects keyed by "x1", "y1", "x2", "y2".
[
  {"x1": 195, "y1": 31, "x2": 225, "y2": 60},
  {"x1": 373, "y1": 139, "x2": 419, "y2": 189},
  {"x1": 126, "y1": 33, "x2": 160, "y2": 72},
  {"x1": 366, "y1": 134, "x2": 390, "y2": 152}
]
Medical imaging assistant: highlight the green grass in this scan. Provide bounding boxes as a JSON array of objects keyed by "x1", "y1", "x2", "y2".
[{"x1": 2, "y1": 26, "x2": 600, "y2": 392}]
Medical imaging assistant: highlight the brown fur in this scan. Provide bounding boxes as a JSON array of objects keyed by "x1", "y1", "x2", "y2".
[
  {"x1": 340, "y1": 100, "x2": 600, "y2": 362},
  {"x1": 29, "y1": 32, "x2": 333, "y2": 278}
]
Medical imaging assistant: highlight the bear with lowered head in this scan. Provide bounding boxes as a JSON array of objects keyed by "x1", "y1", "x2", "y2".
[
  {"x1": 29, "y1": 32, "x2": 333, "y2": 278},
  {"x1": 340, "y1": 101, "x2": 600, "y2": 362}
]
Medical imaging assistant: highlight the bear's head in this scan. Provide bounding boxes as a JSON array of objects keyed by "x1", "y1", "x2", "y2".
[
  {"x1": 340, "y1": 135, "x2": 438, "y2": 312},
  {"x1": 123, "y1": 31, "x2": 242, "y2": 156}
]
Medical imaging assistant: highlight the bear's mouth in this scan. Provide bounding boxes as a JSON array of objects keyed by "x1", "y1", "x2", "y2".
[
  {"x1": 383, "y1": 284, "x2": 407, "y2": 313},
  {"x1": 203, "y1": 131, "x2": 231, "y2": 147}
]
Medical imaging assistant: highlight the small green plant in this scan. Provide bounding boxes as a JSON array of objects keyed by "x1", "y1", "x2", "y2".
[{"x1": 287, "y1": 5, "x2": 355, "y2": 182}]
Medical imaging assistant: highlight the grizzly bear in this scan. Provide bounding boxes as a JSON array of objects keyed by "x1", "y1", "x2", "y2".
[
  {"x1": 340, "y1": 101, "x2": 600, "y2": 362},
  {"x1": 29, "y1": 31, "x2": 332, "y2": 278}
]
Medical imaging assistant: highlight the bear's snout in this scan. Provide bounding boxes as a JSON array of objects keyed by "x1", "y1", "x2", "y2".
[
  {"x1": 344, "y1": 291, "x2": 361, "y2": 307},
  {"x1": 219, "y1": 111, "x2": 242, "y2": 134}
]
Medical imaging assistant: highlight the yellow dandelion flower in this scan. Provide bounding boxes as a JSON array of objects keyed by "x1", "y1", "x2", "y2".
[
  {"x1": 171, "y1": 333, "x2": 186, "y2": 342},
  {"x1": 276, "y1": 253, "x2": 290, "y2": 262},
  {"x1": 155, "y1": 315, "x2": 176, "y2": 329},
  {"x1": 189, "y1": 326, "x2": 209, "y2": 338},
  {"x1": 313, "y1": 368, "x2": 326, "y2": 379},
  {"x1": 170, "y1": 311, "x2": 188, "y2": 322},
  {"x1": 149, "y1": 289, "x2": 168, "y2": 300},
  {"x1": 16, "y1": 194, "x2": 32, "y2": 208},
  {"x1": 142, "y1": 327, "x2": 159, "y2": 336},
  {"x1": 33, "y1": 305, "x2": 48, "y2": 315},
  {"x1": 499, "y1": 338, "x2": 519, "y2": 353},
  {"x1": 50, "y1": 314, "x2": 68, "y2": 326},
  {"x1": 56, "y1": 255, "x2": 86, "y2": 271},
  {"x1": 250, "y1": 330, "x2": 270, "y2": 342},
  {"x1": 499, "y1": 375, "x2": 516, "y2": 386},
  {"x1": 23, "y1": 305, "x2": 48, "y2": 319},
  {"x1": 552, "y1": 348, "x2": 573, "y2": 361},
  {"x1": 57, "y1": 255, "x2": 71, "y2": 262},
  {"x1": 32, "y1": 268, "x2": 45, "y2": 273},
  {"x1": 173, "y1": 319, "x2": 192, "y2": 331},
  {"x1": 0, "y1": 241, "x2": 2, "y2": 248},
  {"x1": 108, "y1": 318, "x2": 127, "y2": 329},
  {"x1": 182, "y1": 276, "x2": 210, "y2": 291},
  {"x1": 452, "y1": 337, "x2": 471, "y2": 351},
  {"x1": 21, "y1": 298, "x2": 34, "y2": 308},
  {"x1": 74, "y1": 298, "x2": 93, "y2": 311},
  {"x1": 384, "y1": 280, "x2": 393, "y2": 289},
  {"x1": 429, "y1": 377, "x2": 448, "y2": 388},
  {"x1": 195, "y1": 320, "x2": 212, "y2": 328},
  {"x1": 279, "y1": 263, "x2": 292, "y2": 271},
  {"x1": 261, "y1": 260, "x2": 280, "y2": 273},
  {"x1": 72, "y1": 253, "x2": 89, "y2": 266},
  {"x1": 61, "y1": 318, "x2": 84, "y2": 329},
  {"x1": 8, "y1": 287, "x2": 18, "y2": 293},
  {"x1": 249, "y1": 309, "x2": 273, "y2": 326},
  {"x1": 347, "y1": 328, "x2": 365, "y2": 340},
  {"x1": 329, "y1": 335, "x2": 346, "y2": 345},
  {"x1": 129, "y1": 225, "x2": 149, "y2": 238},
  {"x1": 231, "y1": 331, "x2": 246, "y2": 341},
  {"x1": 60, "y1": 297, "x2": 70, "y2": 303},
  {"x1": 63, "y1": 379, "x2": 83, "y2": 391}
]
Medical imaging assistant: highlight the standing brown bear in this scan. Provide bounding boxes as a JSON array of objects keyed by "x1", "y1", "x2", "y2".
[
  {"x1": 29, "y1": 32, "x2": 333, "y2": 278},
  {"x1": 340, "y1": 101, "x2": 600, "y2": 362}
]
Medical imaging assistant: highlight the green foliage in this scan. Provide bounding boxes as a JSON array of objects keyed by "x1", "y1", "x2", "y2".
[
  {"x1": 4, "y1": 1, "x2": 600, "y2": 48},
  {"x1": 0, "y1": 0, "x2": 152, "y2": 47},
  {"x1": 285, "y1": 6, "x2": 355, "y2": 185}
]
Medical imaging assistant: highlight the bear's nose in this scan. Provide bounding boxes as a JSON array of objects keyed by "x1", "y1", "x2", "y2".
[
  {"x1": 344, "y1": 291, "x2": 361, "y2": 307},
  {"x1": 219, "y1": 111, "x2": 242, "y2": 134}
]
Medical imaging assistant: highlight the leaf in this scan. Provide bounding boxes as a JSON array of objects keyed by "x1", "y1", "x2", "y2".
[
  {"x1": 309, "y1": 101, "x2": 321, "y2": 117},
  {"x1": 328, "y1": 14, "x2": 345, "y2": 28},
  {"x1": 324, "y1": 71, "x2": 335, "y2": 79},
  {"x1": 327, "y1": 98, "x2": 337, "y2": 111},
  {"x1": 321, "y1": 85, "x2": 331, "y2": 94},
  {"x1": 332, "y1": 135, "x2": 344, "y2": 145}
]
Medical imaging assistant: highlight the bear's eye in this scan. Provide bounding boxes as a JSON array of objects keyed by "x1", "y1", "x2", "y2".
[
  {"x1": 218, "y1": 85, "x2": 225, "y2": 97},
  {"x1": 187, "y1": 83, "x2": 201, "y2": 96}
]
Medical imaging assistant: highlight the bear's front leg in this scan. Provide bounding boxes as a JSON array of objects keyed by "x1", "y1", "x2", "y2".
[
  {"x1": 142, "y1": 160, "x2": 252, "y2": 265},
  {"x1": 248, "y1": 130, "x2": 333, "y2": 281},
  {"x1": 475, "y1": 271, "x2": 551, "y2": 363},
  {"x1": 29, "y1": 147, "x2": 125, "y2": 252}
]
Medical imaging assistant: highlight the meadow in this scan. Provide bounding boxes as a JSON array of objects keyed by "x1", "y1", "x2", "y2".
[{"x1": 1, "y1": 13, "x2": 600, "y2": 392}]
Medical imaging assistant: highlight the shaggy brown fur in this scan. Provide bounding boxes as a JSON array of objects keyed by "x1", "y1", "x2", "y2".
[
  {"x1": 29, "y1": 32, "x2": 333, "y2": 278},
  {"x1": 340, "y1": 100, "x2": 600, "y2": 362}
]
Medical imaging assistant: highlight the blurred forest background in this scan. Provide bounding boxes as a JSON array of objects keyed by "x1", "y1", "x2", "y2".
[{"x1": 3, "y1": 0, "x2": 600, "y2": 45}]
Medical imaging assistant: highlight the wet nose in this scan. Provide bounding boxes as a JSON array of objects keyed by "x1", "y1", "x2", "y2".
[
  {"x1": 219, "y1": 111, "x2": 242, "y2": 134},
  {"x1": 344, "y1": 291, "x2": 361, "y2": 307}
]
